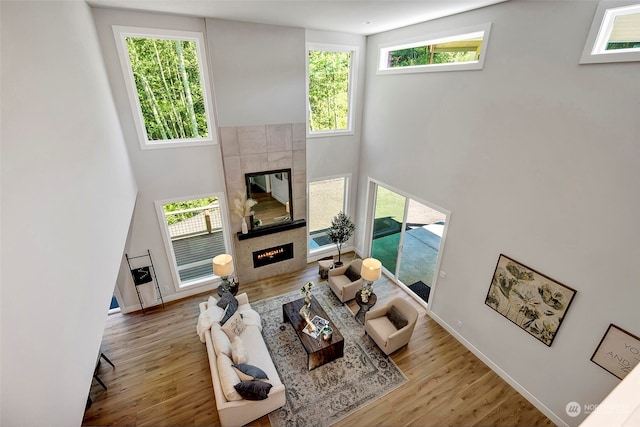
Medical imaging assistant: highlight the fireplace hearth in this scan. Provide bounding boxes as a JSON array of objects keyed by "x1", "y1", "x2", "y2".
[{"x1": 253, "y1": 243, "x2": 294, "y2": 268}]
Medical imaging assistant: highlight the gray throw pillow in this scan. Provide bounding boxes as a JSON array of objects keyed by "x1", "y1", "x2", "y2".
[
  {"x1": 220, "y1": 296, "x2": 239, "y2": 325},
  {"x1": 232, "y1": 364, "x2": 269, "y2": 382},
  {"x1": 217, "y1": 291, "x2": 235, "y2": 308},
  {"x1": 344, "y1": 265, "x2": 361, "y2": 282},
  {"x1": 234, "y1": 381, "x2": 273, "y2": 400},
  {"x1": 388, "y1": 305, "x2": 408, "y2": 330}
]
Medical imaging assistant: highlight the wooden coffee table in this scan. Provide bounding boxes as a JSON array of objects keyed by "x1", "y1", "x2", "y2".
[{"x1": 282, "y1": 297, "x2": 344, "y2": 370}]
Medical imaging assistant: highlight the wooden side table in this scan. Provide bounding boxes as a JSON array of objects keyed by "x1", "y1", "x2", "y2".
[
  {"x1": 355, "y1": 291, "x2": 377, "y2": 324},
  {"x1": 318, "y1": 258, "x2": 334, "y2": 279}
]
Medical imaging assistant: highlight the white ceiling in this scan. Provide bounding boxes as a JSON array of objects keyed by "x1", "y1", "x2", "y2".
[{"x1": 86, "y1": 0, "x2": 508, "y2": 35}]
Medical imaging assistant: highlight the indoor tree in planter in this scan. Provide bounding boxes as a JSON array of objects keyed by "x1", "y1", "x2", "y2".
[{"x1": 327, "y1": 211, "x2": 355, "y2": 267}]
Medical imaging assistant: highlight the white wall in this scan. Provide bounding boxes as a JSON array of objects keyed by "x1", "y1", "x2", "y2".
[
  {"x1": 0, "y1": 2, "x2": 137, "y2": 425},
  {"x1": 206, "y1": 18, "x2": 306, "y2": 127},
  {"x1": 361, "y1": 1, "x2": 640, "y2": 425},
  {"x1": 91, "y1": 8, "x2": 229, "y2": 308}
]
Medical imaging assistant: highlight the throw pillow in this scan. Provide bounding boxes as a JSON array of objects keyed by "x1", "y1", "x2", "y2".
[
  {"x1": 222, "y1": 311, "x2": 246, "y2": 340},
  {"x1": 344, "y1": 265, "x2": 361, "y2": 282},
  {"x1": 232, "y1": 364, "x2": 269, "y2": 382},
  {"x1": 220, "y1": 296, "x2": 239, "y2": 325},
  {"x1": 388, "y1": 305, "x2": 408, "y2": 330},
  {"x1": 217, "y1": 354, "x2": 243, "y2": 401},
  {"x1": 217, "y1": 291, "x2": 235, "y2": 309},
  {"x1": 231, "y1": 336, "x2": 248, "y2": 365},
  {"x1": 211, "y1": 323, "x2": 232, "y2": 357},
  {"x1": 234, "y1": 381, "x2": 273, "y2": 401}
]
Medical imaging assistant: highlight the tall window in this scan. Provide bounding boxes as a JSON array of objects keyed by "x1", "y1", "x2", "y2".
[
  {"x1": 114, "y1": 26, "x2": 216, "y2": 149},
  {"x1": 307, "y1": 44, "x2": 357, "y2": 136},
  {"x1": 378, "y1": 23, "x2": 492, "y2": 74},
  {"x1": 581, "y1": 2, "x2": 640, "y2": 64},
  {"x1": 156, "y1": 195, "x2": 230, "y2": 289},
  {"x1": 308, "y1": 176, "x2": 348, "y2": 252}
]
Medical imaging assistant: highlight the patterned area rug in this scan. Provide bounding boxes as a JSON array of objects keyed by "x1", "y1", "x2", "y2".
[{"x1": 252, "y1": 283, "x2": 407, "y2": 427}]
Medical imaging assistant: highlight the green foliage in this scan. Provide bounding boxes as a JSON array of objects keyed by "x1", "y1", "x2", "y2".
[
  {"x1": 163, "y1": 197, "x2": 217, "y2": 225},
  {"x1": 327, "y1": 211, "x2": 355, "y2": 262},
  {"x1": 308, "y1": 50, "x2": 351, "y2": 132},
  {"x1": 388, "y1": 44, "x2": 479, "y2": 68},
  {"x1": 126, "y1": 37, "x2": 208, "y2": 141}
]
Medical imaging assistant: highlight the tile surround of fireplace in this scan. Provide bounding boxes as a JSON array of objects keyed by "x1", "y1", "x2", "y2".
[
  {"x1": 234, "y1": 225, "x2": 306, "y2": 284},
  {"x1": 219, "y1": 123, "x2": 308, "y2": 284}
]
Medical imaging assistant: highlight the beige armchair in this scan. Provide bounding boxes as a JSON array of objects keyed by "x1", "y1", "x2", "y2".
[
  {"x1": 328, "y1": 258, "x2": 364, "y2": 302},
  {"x1": 364, "y1": 297, "x2": 418, "y2": 355}
]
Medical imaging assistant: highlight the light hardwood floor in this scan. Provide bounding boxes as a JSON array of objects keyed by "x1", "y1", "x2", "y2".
[{"x1": 83, "y1": 253, "x2": 555, "y2": 427}]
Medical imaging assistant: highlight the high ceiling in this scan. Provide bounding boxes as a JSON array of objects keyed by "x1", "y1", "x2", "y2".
[{"x1": 86, "y1": 0, "x2": 508, "y2": 35}]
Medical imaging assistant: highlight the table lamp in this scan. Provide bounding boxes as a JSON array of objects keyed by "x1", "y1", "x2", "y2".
[
  {"x1": 361, "y1": 257, "x2": 382, "y2": 287},
  {"x1": 213, "y1": 253, "x2": 235, "y2": 293}
]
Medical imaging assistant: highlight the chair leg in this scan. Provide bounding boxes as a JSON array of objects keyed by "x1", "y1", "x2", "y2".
[
  {"x1": 100, "y1": 352, "x2": 115, "y2": 368},
  {"x1": 93, "y1": 374, "x2": 107, "y2": 390}
]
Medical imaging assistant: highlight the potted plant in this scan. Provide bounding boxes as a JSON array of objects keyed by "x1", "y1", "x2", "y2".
[{"x1": 326, "y1": 211, "x2": 355, "y2": 267}]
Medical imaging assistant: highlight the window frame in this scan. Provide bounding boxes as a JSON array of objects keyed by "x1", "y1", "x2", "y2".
[
  {"x1": 155, "y1": 192, "x2": 233, "y2": 291},
  {"x1": 113, "y1": 26, "x2": 217, "y2": 150},
  {"x1": 307, "y1": 174, "x2": 350, "y2": 256},
  {"x1": 306, "y1": 43, "x2": 358, "y2": 138},
  {"x1": 377, "y1": 23, "x2": 492, "y2": 75},
  {"x1": 580, "y1": 1, "x2": 640, "y2": 64}
]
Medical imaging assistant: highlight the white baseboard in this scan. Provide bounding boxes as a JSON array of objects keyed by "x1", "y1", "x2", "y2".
[
  {"x1": 428, "y1": 311, "x2": 568, "y2": 427},
  {"x1": 119, "y1": 282, "x2": 218, "y2": 314}
]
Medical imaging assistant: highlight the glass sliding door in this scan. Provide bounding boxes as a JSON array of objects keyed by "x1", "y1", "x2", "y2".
[
  {"x1": 371, "y1": 186, "x2": 407, "y2": 275},
  {"x1": 370, "y1": 182, "x2": 447, "y2": 305},
  {"x1": 397, "y1": 199, "x2": 446, "y2": 295}
]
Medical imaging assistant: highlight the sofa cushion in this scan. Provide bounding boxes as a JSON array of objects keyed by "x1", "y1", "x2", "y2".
[
  {"x1": 388, "y1": 305, "x2": 408, "y2": 330},
  {"x1": 231, "y1": 335, "x2": 248, "y2": 365},
  {"x1": 217, "y1": 291, "x2": 234, "y2": 308},
  {"x1": 220, "y1": 296, "x2": 239, "y2": 325},
  {"x1": 217, "y1": 354, "x2": 243, "y2": 401},
  {"x1": 344, "y1": 265, "x2": 361, "y2": 282},
  {"x1": 232, "y1": 364, "x2": 269, "y2": 382},
  {"x1": 211, "y1": 323, "x2": 232, "y2": 357},
  {"x1": 222, "y1": 311, "x2": 246, "y2": 339},
  {"x1": 234, "y1": 381, "x2": 273, "y2": 400}
]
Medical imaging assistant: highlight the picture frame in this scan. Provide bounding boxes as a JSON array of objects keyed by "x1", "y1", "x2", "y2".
[
  {"x1": 485, "y1": 254, "x2": 577, "y2": 346},
  {"x1": 591, "y1": 324, "x2": 640, "y2": 380}
]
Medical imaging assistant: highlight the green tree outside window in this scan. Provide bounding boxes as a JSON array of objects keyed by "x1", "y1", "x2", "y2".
[
  {"x1": 125, "y1": 37, "x2": 208, "y2": 141},
  {"x1": 308, "y1": 50, "x2": 351, "y2": 132}
]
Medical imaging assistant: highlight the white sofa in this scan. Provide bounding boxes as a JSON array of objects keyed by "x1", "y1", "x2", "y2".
[{"x1": 198, "y1": 292, "x2": 286, "y2": 427}]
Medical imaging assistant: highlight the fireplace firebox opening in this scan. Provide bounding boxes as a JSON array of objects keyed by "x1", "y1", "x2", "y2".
[{"x1": 252, "y1": 243, "x2": 294, "y2": 268}]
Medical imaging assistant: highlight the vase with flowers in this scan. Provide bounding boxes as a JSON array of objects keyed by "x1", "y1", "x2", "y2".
[
  {"x1": 360, "y1": 286, "x2": 372, "y2": 303},
  {"x1": 232, "y1": 189, "x2": 257, "y2": 234}
]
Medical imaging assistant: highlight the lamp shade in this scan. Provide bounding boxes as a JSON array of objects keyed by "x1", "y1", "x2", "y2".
[
  {"x1": 361, "y1": 258, "x2": 382, "y2": 282},
  {"x1": 212, "y1": 254, "x2": 234, "y2": 277}
]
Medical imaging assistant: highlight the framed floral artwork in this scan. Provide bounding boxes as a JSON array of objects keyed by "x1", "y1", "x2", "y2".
[{"x1": 485, "y1": 254, "x2": 577, "y2": 346}]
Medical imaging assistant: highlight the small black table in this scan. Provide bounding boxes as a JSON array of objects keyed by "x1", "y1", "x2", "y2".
[{"x1": 354, "y1": 291, "x2": 377, "y2": 324}]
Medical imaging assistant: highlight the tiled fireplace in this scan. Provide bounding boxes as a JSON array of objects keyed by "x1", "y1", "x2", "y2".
[
  {"x1": 219, "y1": 123, "x2": 308, "y2": 284},
  {"x1": 253, "y1": 243, "x2": 294, "y2": 268}
]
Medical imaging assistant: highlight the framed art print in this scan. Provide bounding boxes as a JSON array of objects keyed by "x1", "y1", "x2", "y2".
[
  {"x1": 591, "y1": 324, "x2": 640, "y2": 380},
  {"x1": 485, "y1": 254, "x2": 577, "y2": 346}
]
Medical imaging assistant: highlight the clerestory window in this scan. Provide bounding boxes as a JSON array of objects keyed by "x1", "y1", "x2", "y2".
[
  {"x1": 306, "y1": 44, "x2": 358, "y2": 136},
  {"x1": 581, "y1": 1, "x2": 640, "y2": 64},
  {"x1": 378, "y1": 23, "x2": 492, "y2": 74},
  {"x1": 113, "y1": 26, "x2": 217, "y2": 149}
]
